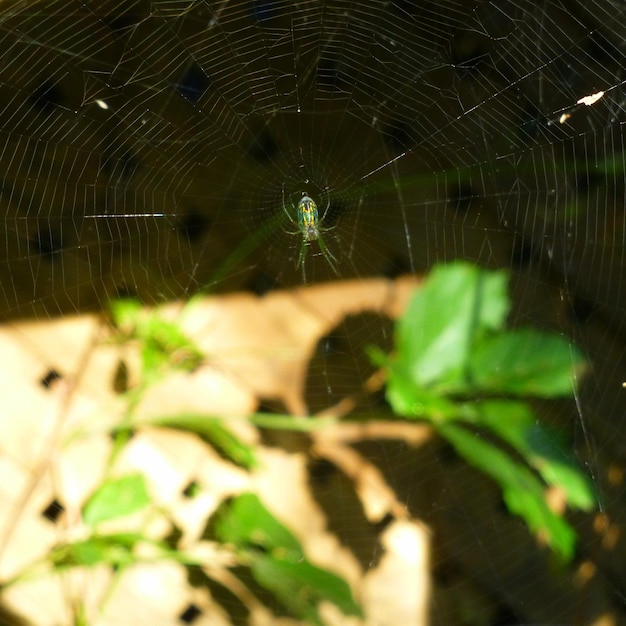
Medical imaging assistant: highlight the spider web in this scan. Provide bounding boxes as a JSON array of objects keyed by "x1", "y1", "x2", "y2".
[{"x1": 0, "y1": 0, "x2": 625, "y2": 623}]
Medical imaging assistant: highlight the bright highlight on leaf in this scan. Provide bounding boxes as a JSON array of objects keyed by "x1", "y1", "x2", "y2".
[
  {"x1": 82, "y1": 474, "x2": 151, "y2": 527},
  {"x1": 395, "y1": 262, "x2": 509, "y2": 389}
]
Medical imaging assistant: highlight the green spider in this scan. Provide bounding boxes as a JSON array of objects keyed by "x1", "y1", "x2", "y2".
[{"x1": 282, "y1": 187, "x2": 339, "y2": 281}]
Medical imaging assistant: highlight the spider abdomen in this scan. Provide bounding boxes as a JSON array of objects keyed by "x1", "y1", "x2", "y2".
[{"x1": 298, "y1": 196, "x2": 319, "y2": 241}]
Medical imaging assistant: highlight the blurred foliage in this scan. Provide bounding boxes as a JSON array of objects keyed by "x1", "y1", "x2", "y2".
[
  {"x1": 2, "y1": 262, "x2": 594, "y2": 624},
  {"x1": 370, "y1": 262, "x2": 594, "y2": 561}
]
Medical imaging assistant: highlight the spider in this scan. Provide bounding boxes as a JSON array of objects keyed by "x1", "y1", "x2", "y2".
[{"x1": 282, "y1": 186, "x2": 339, "y2": 282}]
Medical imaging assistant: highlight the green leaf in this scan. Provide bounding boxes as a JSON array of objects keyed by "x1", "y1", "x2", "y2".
[
  {"x1": 142, "y1": 317, "x2": 204, "y2": 372},
  {"x1": 110, "y1": 299, "x2": 204, "y2": 386},
  {"x1": 366, "y1": 344, "x2": 388, "y2": 369},
  {"x1": 251, "y1": 555, "x2": 362, "y2": 625},
  {"x1": 211, "y1": 494, "x2": 362, "y2": 622},
  {"x1": 46, "y1": 533, "x2": 196, "y2": 573},
  {"x1": 385, "y1": 362, "x2": 461, "y2": 420},
  {"x1": 110, "y1": 298, "x2": 143, "y2": 330},
  {"x1": 395, "y1": 262, "x2": 509, "y2": 389},
  {"x1": 473, "y1": 266, "x2": 510, "y2": 332},
  {"x1": 437, "y1": 422, "x2": 577, "y2": 561},
  {"x1": 469, "y1": 329, "x2": 586, "y2": 397},
  {"x1": 249, "y1": 413, "x2": 337, "y2": 431},
  {"x1": 151, "y1": 414, "x2": 258, "y2": 470},
  {"x1": 82, "y1": 474, "x2": 151, "y2": 527},
  {"x1": 48, "y1": 532, "x2": 144, "y2": 569},
  {"x1": 212, "y1": 493, "x2": 303, "y2": 560},
  {"x1": 471, "y1": 401, "x2": 595, "y2": 510}
]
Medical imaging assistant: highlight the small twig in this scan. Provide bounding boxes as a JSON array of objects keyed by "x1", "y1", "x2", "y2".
[{"x1": 0, "y1": 319, "x2": 102, "y2": 566}]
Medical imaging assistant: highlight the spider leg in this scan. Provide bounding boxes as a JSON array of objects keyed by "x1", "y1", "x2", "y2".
[
  {"x1": 316, "y1": 231, "x2": 339, "y2": 276},
  {"x1": 297, "y1": 237, "x2": 309, "y2": 283},
  {"x1": 296, "y1": 237, "x2": 307, "y2": 267},
  {"x1": 317, "y1": 194, "x2": 338, "y2": 233}
]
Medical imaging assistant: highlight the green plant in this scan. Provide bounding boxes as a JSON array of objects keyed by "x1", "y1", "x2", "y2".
[
  {"x1": 2, "y1": 262, "x2": 594, "y2": 625},
  {"x1": 370, "y1": 261, "x2": 594, "y2": 560},
  {"x1": 1, "y1": 297, "x2": 360, "y2": 626}
]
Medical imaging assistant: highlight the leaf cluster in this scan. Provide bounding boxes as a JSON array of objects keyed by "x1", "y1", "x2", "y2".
[{"x1": 370, "y1": 262, "x2": 594, "y2": 560}]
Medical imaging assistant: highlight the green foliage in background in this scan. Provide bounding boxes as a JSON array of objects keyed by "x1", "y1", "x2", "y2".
[
  {"x1": 82, "y1": 473, "x2": 151, "y2": 527},
  {"x1": 370, "y1": 261, "x2": 594, "y2": 561},
  {"x1": 211, "y1": 493, "x2": 363, "y2": 625},
  {"x1": 109, "y1": 298, "x2": 204, "y2": 388},
  {"x1": 2, "y1": 262, "x2": 595, "y2": 625}
]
